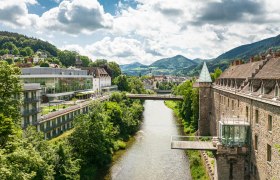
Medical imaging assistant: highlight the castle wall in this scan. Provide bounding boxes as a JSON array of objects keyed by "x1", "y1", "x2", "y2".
[
  {"x1": 211, "y1": 87, "x2": 280, "y2": 180},
  {"x1": 199, "y1": 82, "x2": 212, "y2": 136}
]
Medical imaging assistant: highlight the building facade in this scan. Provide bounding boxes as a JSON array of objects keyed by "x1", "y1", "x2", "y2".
[
  {"x1": 22, "y1": 83, "x2": 41, "y2": 128},
  {"x1": 21, "y1": 67, "x2": 93, "y2": 102},
  {"x1": 203, "y1": 52, "x2": 280, "y2": 179},
  {"x1": 20, "y1": 66, "x2": 114, "y2": 139}
]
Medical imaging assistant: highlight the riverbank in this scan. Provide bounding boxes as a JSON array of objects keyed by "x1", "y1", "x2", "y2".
[
  {"x1": 79, "y1": 136, "x2": 137, "y2": 179},
  {"x1": 165, "y1": 100, "x2": 209, "y2": 180}
]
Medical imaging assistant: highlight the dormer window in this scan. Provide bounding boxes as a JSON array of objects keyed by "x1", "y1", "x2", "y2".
[{"x1": 275, "y1": 85, "x2": 279, "y2": 97}]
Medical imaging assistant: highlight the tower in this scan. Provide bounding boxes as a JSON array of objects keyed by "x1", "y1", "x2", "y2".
[{"x1": 197, "y1": 62, "x2": 212, "y2": 136}]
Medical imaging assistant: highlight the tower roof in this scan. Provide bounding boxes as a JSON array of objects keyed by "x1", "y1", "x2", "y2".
[{"x1": 198, "y1": 62, "x2": 212, "y2": 83}]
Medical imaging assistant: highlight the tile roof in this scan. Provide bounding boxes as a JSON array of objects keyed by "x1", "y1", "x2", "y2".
[
  {"x1": 219, "y1": 61, "x2": 262, "y2": 79},
  {"x1": 254, "y1": 57, "x2": 280, "y2": 79}
]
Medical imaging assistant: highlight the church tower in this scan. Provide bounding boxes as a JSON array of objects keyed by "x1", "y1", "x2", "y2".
[{"x1": 197, "y1": 62, "x2": 212, "y2": 136}]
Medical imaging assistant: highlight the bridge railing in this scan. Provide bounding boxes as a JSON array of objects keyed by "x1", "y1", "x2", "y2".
[{"x1": 171, "y1": 135, "x2": 214, "y2": 142}]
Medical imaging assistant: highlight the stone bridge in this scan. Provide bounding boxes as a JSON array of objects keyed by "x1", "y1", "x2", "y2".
[{"x1": 126, "y1": 94, "x2": 183, "y2": 101}]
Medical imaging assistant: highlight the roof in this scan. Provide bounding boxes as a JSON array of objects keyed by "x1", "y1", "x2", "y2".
[
  {"x1": 198, "y1": 62, "x2": 212, "y2": 83},
  {"x1": 254, "y1": 57, "x2": 280, "y2": 79},
  {"x1": 83, "y1": 67, "x2": 110, "y2": 77},
  {"x1": 219, "y1": 61, "x2": 262, "y2": 79}
]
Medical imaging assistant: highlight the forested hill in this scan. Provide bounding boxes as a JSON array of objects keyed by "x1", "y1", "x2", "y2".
[{"x1": 0, "y1": 31, "x2": 58, "y2": 57}]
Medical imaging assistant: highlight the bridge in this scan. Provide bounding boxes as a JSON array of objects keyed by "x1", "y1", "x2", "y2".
[
  {"x1": 126, "y1": 94, "x2": 183, "y2": 101},
  {"x1": 171, "y1": 136, "x2": 217, "y2": 151},
  {"x1": 154, "y1": 89, "x2": 172, "y2": 94}
]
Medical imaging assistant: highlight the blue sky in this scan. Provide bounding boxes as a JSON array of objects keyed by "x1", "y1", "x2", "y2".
[{"x1": 0, "y1": 0, "x2": 279, "y2": 65}]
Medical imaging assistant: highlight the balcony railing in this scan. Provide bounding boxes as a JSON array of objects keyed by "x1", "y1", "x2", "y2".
[
  {"x1": 24, "y1": 97, "x2": 40, "y2": 103},
  {"x1": 22, "y1": 108, "x2": 42, "y2": 116}
]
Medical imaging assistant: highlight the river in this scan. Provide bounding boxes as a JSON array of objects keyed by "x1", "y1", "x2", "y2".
[{"x1": 105, "y1": 100, "x2": 191, "y2": 180}]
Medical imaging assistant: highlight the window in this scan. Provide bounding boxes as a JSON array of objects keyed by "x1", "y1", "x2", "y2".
[
  {"x1": 261, "y1": 84, "x2": 264, "y2": 94},
  {"x1": 228, "y1": 98, "x2": 230, "y2": 107},
  {"x1": 267, "y1": 144, "x2": 272, "y2": 162},
  {"x1": 275, "y1": 86, "x2": 279, "y2": 97},
  {"x1": 238, "y1": 100, "x2": 240, "y2": 107},
  {"x1": 255, "y1": 110, "x2": 259, "y2": 124},
  {"x1": 24, "y1": 92, "x2": 28, "y2": 99},
  {"x1": 246, "y1": 106, "x2": 249, "y2": 120},
  {"x1": 254, "y1": 135, "x2": 258, "y2": 150},
  {"x1": 232, "y1": 100, "x2": 234, "y2": 110},
  {"x1": 268, "y1": 115, "x2": 272, "y2": 131}
]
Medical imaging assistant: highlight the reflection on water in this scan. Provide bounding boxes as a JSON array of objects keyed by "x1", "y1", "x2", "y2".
[{"x1": 106, "y1": 100, "x2": 191, "y2": 180}]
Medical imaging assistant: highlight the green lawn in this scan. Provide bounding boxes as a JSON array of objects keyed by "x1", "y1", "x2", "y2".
[{"x1": 42, "y1": 104, "x2": 72, "y2": 115}]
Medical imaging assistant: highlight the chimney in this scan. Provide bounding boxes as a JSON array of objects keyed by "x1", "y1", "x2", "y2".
[
  {"x1": 250, "y1": 56, "x2": 254, "y2": 63},
  {"x1": 231, "y1": 59, "x2": 242, "y2": 66},
  {"x1": 261, "y1": 53, "x2": 266, "y2": 60}
]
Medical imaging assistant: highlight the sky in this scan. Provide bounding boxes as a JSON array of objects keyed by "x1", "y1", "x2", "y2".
[{"x1": 0, "y1": 0, "x2": 279, "y2": 65}]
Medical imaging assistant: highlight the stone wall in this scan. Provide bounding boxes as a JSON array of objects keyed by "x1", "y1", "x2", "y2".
[
  {"x1": 211, "y1": 87, "x2": 280, "y2": 180},
  {"x1": 199, "y1": 82, "x2": 212, "y2": 136}
]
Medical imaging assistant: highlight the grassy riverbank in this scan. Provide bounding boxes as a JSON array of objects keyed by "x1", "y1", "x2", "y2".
[
  {"x1": 165, "y1": 100, "x2": 209, "y2": 180},
  {"x1": 79, "y1": 136, "x2": 136, "y2": 179}
]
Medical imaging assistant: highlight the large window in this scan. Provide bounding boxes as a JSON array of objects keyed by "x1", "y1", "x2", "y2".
[
  {"x1": 268, "y1": 115, "x2": 272, "y2": 131},
  {"x1": 267, "y1": 144, "x2": 272, "y2": 162}
]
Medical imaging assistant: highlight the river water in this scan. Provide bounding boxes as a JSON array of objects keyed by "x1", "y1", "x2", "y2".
[{"x1": 105, "y1": 100, "x2": 191, "y2": 180}]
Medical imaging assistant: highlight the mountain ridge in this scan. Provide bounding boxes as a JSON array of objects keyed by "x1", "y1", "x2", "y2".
[{"x1": 122, "y1": 34, "x2": 280, "y2": 76}]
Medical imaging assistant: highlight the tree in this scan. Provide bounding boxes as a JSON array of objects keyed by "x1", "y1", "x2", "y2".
[
  {"x1": 40, "y1": 62, "x2": 50, "y2": 67},
  {"x1": 2, "y1": 42, "x2": 16, "y2": 52},
  {"x1": 108, "y1": 62, "x2": 121, "y2": 80},
  {"x1": 210, "y1": 68, "x2": 222, "y2": 81},
  {"x1": 80, "y1": 56, "x2": 91, "y2": 67},
  {"x1": 190, "y1": 88, "x2": 199, "y2": 130},
  {"x1": 58, "y1": 50, "x2": 77, "y2": 67},
  {"x1": 5, "y1": 58, "x2": 13, "y2": 65},
  {"x1": 24, "y1": 47, "x2": 34, "y2": 56},
  {"x1": 0, "y1": 114, "x2": 16, "y2": 147},
  {"x1": 0, "y1": 61, "x2": 22, "y2": 125},
  {"x1": 20, "y1": 48, "x2": 27, "y2": 56},
  {"x1": 89, "y1": 59, "x2": 107, "y2": 67},
  {"x1": 0, "y1": 49, "x2": 9, "y2": 55},
  {"x1": 0, "y1": 129, "x2": 55, "y2": 179},
  {"x1": 128, "y1": 77, "x2": 145, "y2": 94},
  {"x1": 54, "y1": 142, "x2": 81, "y2": 180},
  {"x1": 69, "y1": 102, "x2": 117, "y2": 166},
  {"x1": 12, "y1": 47, "x2": 19, "y2": 55},
  {"x1": 113, "y1": 75, "x2": 130, "y2": 92}
]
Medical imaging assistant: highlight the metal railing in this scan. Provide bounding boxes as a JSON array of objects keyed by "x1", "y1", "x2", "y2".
[
  {"x1": 171, "y1": 135, "x2": 214, "y2": 142},
  {"x1": 22, "y1": 108, "x2": 42, "y2": 116},
  {"x1": 24, "y1": 97, "x2": 40, "y2": 103}
]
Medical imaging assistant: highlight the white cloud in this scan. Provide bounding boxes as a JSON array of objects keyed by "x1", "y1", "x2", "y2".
[
  {"x1": 0, "y1": 0, "x2": 39, "y2": 28},
  {"x1": 1, "y1": 0, "x2": 280, "y2": 65},
  {"x1": 39, "y1": 0, "x2": 113, "y2": 34}
]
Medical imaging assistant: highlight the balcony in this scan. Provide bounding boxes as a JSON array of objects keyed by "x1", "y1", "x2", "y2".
[
  {"x1": 24, "y1": 97, "x2": 40, "y2": 103},
  {"x1": 22, "y1": 108, "x2": 42, "y2": 116}
]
